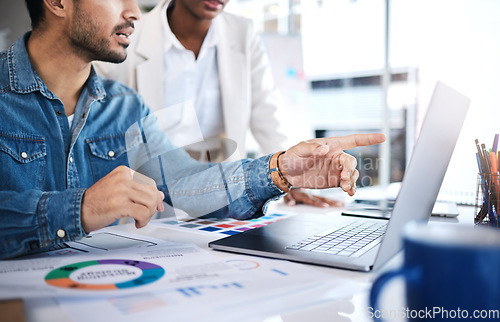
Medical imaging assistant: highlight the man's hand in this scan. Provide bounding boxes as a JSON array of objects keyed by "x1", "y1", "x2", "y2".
[
  {"x1": 81, "y1": 166, "x2": 165, "y2": 233},
  {"x1": 279, "y1": 134, "x2": 386, "y2": 196}
]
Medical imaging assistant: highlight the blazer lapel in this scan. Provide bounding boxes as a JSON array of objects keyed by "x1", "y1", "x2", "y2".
[
  {"x1": 135, "y1": 0, "x2": 170, "y2": 112},
  {"x1": 215, "y1": 17, "x2": 248, "y2": 154}
]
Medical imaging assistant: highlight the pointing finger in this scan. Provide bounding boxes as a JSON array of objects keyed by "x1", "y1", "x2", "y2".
[{"x1": 325, "y1": 133, "x2": 386, "y2": 151}]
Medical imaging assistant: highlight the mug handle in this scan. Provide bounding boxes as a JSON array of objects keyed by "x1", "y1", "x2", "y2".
[{"x1": 369, "y1": 267, "x2": 421, "y2": 322}]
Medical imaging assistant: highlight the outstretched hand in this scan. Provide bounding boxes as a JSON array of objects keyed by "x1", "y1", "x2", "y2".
[{"x1": 279, "y1": 134, "x2": 386, "y2": 196}]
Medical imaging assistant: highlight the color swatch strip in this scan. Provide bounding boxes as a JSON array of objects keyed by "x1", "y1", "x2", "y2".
[{"x1": 154, "y1": 213, "x2": 294, "y2": 236}]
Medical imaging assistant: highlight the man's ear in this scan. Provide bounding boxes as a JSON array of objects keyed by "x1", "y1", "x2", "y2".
[{"x1": 43, "y1": 0, "x2": 70, "y2": 18}]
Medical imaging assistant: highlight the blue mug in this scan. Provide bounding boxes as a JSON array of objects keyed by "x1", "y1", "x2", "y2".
[{"x1": 370, "y1": 222, "x2": 500, "y2": 321}]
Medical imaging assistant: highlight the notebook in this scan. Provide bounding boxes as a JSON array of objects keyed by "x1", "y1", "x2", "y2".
[
  {"x1": 209, "y1": 82, "x2": 470, "y2": 271},
  {"x1": 340, "y1": 199, "x2": 459, "y2": 219}
]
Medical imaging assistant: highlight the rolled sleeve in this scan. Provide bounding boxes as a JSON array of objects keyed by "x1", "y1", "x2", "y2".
[
  {"x1": 0, "y1": 189, "x2": 87, "y2": 259},
  {"x1": 225, "y1": 154, "x2": 284, "y2": 220},
  {"x1": 37, "y1": 189, "x2": 87, "y2": 250},
  {"x1": 246, "y1": 153, "x2": 284, "y2": 202},
  {"x1": 158, "y1": 153, "x2": 285, "y2": 221}
]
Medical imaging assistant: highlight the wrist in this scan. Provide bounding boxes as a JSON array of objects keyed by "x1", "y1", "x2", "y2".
[{"x1": 269, "y1": 151, "x2": 293, "y2": 193}]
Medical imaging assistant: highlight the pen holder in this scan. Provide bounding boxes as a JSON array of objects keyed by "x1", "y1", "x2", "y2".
[{"x1": 474, "y1": 172, "x2": 500, "y2": 228}]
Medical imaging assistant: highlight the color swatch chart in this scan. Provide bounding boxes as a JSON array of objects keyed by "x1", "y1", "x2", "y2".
[{"x1": 151, "y1": 213, "x2": 295, "y2": 236}]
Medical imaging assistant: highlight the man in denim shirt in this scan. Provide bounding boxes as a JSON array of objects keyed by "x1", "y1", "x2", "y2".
[{"x1": 0, "y1": 0, "x2": 385, "y2": 259}]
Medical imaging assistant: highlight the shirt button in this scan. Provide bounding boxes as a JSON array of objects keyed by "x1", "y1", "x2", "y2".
[
  {"x1": 21, "y1": 152, "x2": 28, "y2": 159},
  {"x1": 56, "y1": 111, "x2": 62, "y2": 116},
  {"x1": 57, "y1": 229, "x2": 66, "y2": 238},
  {"x1": 108, "y1": 150, "x2": 115, "y2": 158},
  {"x1": 69, "y1": 156, "x2": 73, "y2": 163}
]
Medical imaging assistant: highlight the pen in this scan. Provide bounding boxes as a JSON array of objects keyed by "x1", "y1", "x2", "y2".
[
  {"x1": 490, "y1": 152, "x2": 500, "y2": 223},
  {"x1": 492, "y1": 134, "x2": 499, "y2": 155},
  {"x1": 475, "y1": 153, "x2": 488, "y2": 224},
  {"x1": 481, "y1": 144, "x2": 491, "y2": 172},
  {"x1": 482, "y1": 143, "x2": 499, "y2": 225}
]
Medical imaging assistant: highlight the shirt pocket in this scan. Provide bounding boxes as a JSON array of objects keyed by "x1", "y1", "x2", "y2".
[
  {"x1": 86, "y1": 134, "x2": 130, "y2": 182},
  {"x1": 0, "y1": 131, "x2": 46, "y2": 190}
]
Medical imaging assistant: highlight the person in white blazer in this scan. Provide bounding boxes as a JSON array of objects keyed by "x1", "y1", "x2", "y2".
[{"x1": 96, "y1": 0, "x2": 341, "y2": 208}]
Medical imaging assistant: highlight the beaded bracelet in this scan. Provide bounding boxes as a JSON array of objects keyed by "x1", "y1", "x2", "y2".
[{"x1": 269, "y1": 151, "x2": 293, "y2": 193}]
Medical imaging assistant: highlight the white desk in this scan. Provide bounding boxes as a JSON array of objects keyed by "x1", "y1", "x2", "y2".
[{"x1": 20, "y1": 199, "x2": 475, "y2": 322}]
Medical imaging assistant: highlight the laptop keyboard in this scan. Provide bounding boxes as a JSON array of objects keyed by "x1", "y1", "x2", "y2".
[{"x1": 286, "y1": 219, "x2": 387, "y2": 258}]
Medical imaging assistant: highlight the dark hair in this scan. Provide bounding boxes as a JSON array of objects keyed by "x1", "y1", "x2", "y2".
[{"x1": 25, "y1": 0, "x2": 45, "y2": 29}]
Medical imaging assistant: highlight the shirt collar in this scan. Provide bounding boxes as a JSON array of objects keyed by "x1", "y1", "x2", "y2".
[{"x1": 8, "y1": 32, "x2": 105, "y2": 101}]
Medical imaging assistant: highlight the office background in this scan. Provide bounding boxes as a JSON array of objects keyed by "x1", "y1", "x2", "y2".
[{"x1": 1, "y1": 0, "x2": 499, "y2": 204}]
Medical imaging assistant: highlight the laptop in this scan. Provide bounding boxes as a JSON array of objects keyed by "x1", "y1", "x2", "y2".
[{"x1": 209, "y1": 82, "x2": 470, "y2": 271}]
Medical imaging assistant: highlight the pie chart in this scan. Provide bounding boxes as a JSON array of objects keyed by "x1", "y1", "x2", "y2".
[{"x1": 45, "y1": 259, "x2": 164, "y2": 290}]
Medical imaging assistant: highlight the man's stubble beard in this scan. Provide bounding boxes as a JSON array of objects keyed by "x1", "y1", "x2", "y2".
[{"x1": 69, "y1": 9, "x2": 128, "y2": 64}]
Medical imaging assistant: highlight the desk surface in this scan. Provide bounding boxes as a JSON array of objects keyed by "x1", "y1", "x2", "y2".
[{"x1": 19, "y1": 196, "x2": 475, "y2": 322}]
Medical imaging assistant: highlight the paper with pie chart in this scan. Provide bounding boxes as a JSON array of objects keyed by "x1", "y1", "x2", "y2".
[
  {"x1": 0, "y1": 242, "x2": 245, "y2": 299},
  {"x1": 55, "y1": 252, "x2": 363, "y2": 322},
  {"x1": 0, "y1": 228, "x2": 364, "y2": 322}
]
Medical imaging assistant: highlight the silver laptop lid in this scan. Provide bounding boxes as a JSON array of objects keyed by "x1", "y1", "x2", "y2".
[{"x1": 373, "y1": 81, "x2": 470, "y2": 269}]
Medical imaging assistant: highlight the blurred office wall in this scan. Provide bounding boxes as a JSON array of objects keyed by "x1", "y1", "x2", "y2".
[{"x1": 230, "y1": 0, "x2": 500, "y2": 200}]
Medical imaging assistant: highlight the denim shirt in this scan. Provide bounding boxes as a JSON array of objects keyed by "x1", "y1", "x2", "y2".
[{"x1": 0, "y1": 34, "x2": 283, "y2": 259}]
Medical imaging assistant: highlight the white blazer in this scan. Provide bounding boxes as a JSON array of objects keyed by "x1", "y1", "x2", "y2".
[{"x1": 95, "y1": 0, "x2": 287, "y2": 158}]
